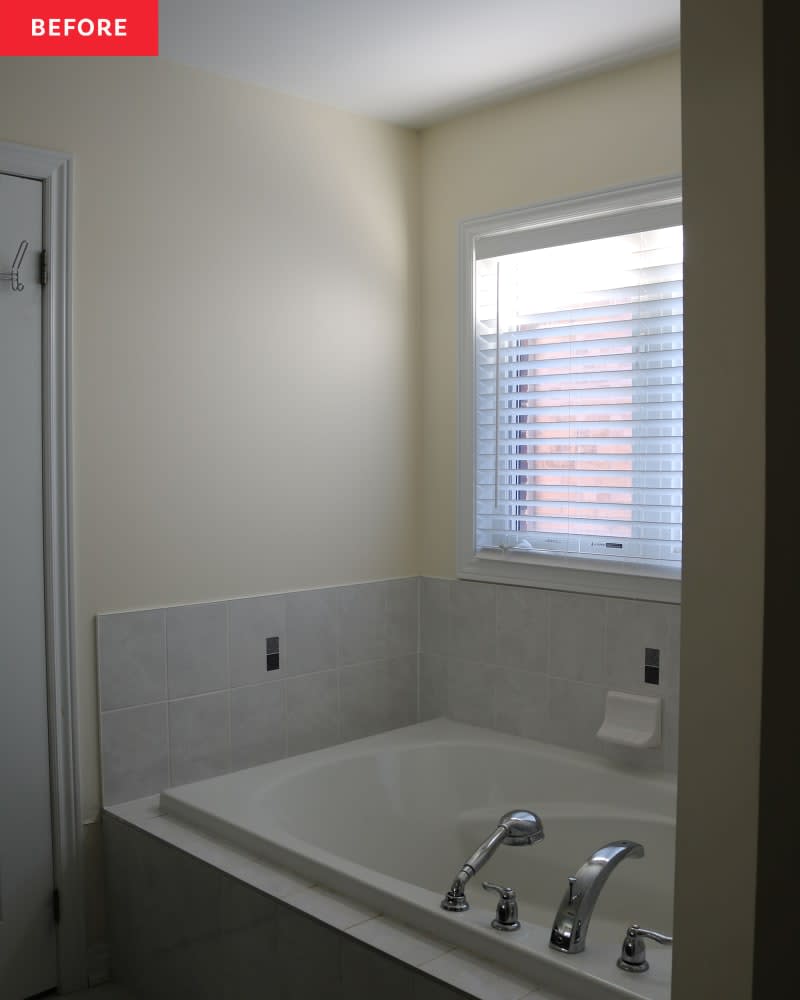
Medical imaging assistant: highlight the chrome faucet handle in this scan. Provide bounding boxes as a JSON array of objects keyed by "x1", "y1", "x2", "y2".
[
  {"x1": 567, "y1": 875, "x2": 581, "y2": 905},
  {"x1": 482, "y1": 881, "x2": 520, "y2": 932},
  {"x1": 617, "y1": 924, "x2": 673, "y2": 973}
]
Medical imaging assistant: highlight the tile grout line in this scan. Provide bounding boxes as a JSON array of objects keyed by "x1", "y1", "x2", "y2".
[
  {"x1": 419, "y1": 577, "x2": 426, "y2": 721},
  {"x1": 164, "y1": 609, "x2": 173, "y2": 788},
  {"x1": 226, "y1": 601, "x2": 232, "y2": 773},
  {"x1": 121, "y1": 810, "x2": 487, "y2": 991}
]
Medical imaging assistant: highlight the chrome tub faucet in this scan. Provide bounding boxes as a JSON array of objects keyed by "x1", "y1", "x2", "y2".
[
  {"x1": 549, "y1": 840, "x2": 644, "y2": 954},
  {"x1": 441, "y1": 810, "x2": 544, "y2": 912},
  {"x1": 617, "y1": 923, "x2": 673, "y2": 973}
]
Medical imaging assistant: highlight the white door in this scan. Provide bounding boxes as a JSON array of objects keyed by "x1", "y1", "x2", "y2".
[{"x1": 0, "y1": 172, "x2": 58, "y2": 998}]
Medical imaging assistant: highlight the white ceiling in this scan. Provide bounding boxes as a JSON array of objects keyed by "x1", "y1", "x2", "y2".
[{"x1": 159, "y1": 1, "x2": 680, "y2": 128}]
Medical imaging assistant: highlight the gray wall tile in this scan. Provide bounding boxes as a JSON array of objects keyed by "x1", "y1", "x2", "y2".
[
  {"x1": 419, "y1": 653, "x2": 447, "y2": 721},
  {"x1": 101, "y1": 702, "x2": 169, "y2": 805},
  {"x1": 105, "y1": 816, "x2": 475, "y2": 1000},
  {"x1": 446, "y1": 658, "x2": 493, "y2": 728},
  {"x1": 286, "y1": 669, "x2": 340, "y2": 755},
  {"x1": 420, "y1": 575, "x2": 679, "y2": 768},
  {"x1": 104, "y1": 817, "x2": 234, "y2": 1000},
  {"x1": 450, "y1": 580, "x2": 496, "y2": 664},
  {"x1": 169, "y1": 691, "x2": 230, "y2": 786},
  {"x1": 387, "y1": 577, "x2": 419, "y2": 656},
  {"x1": 285, "y1": 588, "x2": 338, "y2": 675},
  {"x1": 492, "y1": 666, "x2": 549, "y2": 740},
  {"x1": 230, "y1": 681, "x2": 286, "y2": 770},
  {"x1": 97, "y1": 609, "x2": 166, "y2": 711},
  {"x1": 420, "y1": 577, "x2": 450, "y2": 656},
  {"x1": 337, "y1": 582, "x2": 388, "y2": 666},
  {"x1": 495, "y1": 586, "x2": 549, "y2": 673},
  {"x1": 220, "y1": 878, "x2": 281, "y2": 998},
  {"x1": 138, "y1": 839, "x2": 228, "y2": 999},
  {"x1": 220, "y1": 869, "x2": 280, "y2": 934},
  {"x1": 156, "y1": 841, "x2": 227, "y2": 948},
  {"x1": 229, "y1": 594, "x2": 286, "y2": 688},
  {"x1": 167, "y1": 602, "x2": 228, "y2": 699},
  {"x1": 161, "y1": 939, "x2": 228, "y2": 1000},
  {"x1": 339, "y1": 662, "x2": 381, "y2": 742},
  {"x1": 102, "y1": 817, "x2": 139, "y2": 983},
  {"x1": 544, "y1": 677, "x2": 608, "y2": 754},
  {"x1": 275, "y1": 908, "x2": 343, "y2": 1000},
  {"x1": 389, "y1": 654, "x2": 419, "y2": 729},
  {"x1": 97, "y1": 577, "x2": 680, "y2": 801},
  {"x1": 98, "y1": 580, "x2": 419, "y2": 804},
  {"x1": 606, "y1": 598, "x2": 680, "y2": 694},
  {"x1": 414, "y1": 975, "x2": 475, "y2": 1000},
  {"x1": 340, "y1": 655, "x2": 416, "y2": 742},
  {"x1": 341, "y1": 939, "x2": 418, "y2": 1000},
  {"x1": 549, "y1": 592, "x2": 607, "y2": 683}
]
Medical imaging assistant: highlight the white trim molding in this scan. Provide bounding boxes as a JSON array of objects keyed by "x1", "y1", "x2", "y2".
[{"x1": 0, "y1": 141, "x2": 85, "y2": 991}]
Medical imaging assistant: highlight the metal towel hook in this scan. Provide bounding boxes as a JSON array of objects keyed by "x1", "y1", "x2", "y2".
[{"x1": 1, "y1": 240, "x2": 29, "y2": 292}]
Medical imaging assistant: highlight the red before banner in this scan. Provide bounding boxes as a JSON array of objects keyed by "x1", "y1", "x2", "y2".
[{"x1": 1, "y1": 1, "x2": 159, "y2": 55}]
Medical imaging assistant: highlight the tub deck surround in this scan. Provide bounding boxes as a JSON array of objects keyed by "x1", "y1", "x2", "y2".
[
  {"x1": 104, "y1": 805, "x2": 544, "y2": 1000},
  {"x1": 103, "y1": 804, "x2": 639, "y2": 1000},
  {"x1": 127, "y1": 719, "x2": 674, "y2": 1000},
  {"x1": 98, "y1": 578, "x2": 681, "y2": 995}
]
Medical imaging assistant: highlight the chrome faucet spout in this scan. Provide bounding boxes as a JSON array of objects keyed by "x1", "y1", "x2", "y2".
[
  {"x1": 441, "y1": 810, "x2": 544, "y2": 912},
  {"x1": 549, "y1": 840, "x2": 644, "y2": 954}
]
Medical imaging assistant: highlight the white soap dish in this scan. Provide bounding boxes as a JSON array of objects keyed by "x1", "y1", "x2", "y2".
[{"x1": 596, "y1": 690, "x2": 661, "y2": 748}]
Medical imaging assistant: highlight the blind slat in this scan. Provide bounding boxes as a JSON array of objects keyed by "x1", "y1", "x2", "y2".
[{"x1": 475, "y1": 223, "x2": 683, "y2": 567}]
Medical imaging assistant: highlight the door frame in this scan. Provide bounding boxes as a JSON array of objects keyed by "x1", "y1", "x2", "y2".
[{"x1": 0, "y1": 140, "x2": 84, "y2": 992}]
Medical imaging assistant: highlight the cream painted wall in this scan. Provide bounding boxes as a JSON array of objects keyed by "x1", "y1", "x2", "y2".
[
  {"x1": 418, "y1": 51, "x2": 682, "y2": 577},
  {"x1": 0, "y1": 58, "x2": 420, "y2": 830},
  {"x1": 672, "y1": 0, "x2": 764, "y2": 995},
  {"x1": 417, "y1": 37, "x2": 767, "y2": 997},
  {"x1": 1, "y1": 41, "x2": 767, "y2": 991}
]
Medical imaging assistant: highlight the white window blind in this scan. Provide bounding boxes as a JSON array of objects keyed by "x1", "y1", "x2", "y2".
[{"x1": 474, "y1": 224, "x2": 684, "y2": 570}]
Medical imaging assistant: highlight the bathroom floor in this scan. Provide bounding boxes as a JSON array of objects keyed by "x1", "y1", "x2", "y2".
[
  {"x1": 42, "y1": 987, "x2": 138, "y2": 1000},
  {"x1": 82, "y1": 990, "x2": 136, "y2": 999}
]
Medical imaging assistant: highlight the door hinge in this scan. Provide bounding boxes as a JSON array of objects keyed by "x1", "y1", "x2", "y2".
[
  {"x1": 40, "y1": 249, "x2": 49, "y2": 287},
  {"x1": 53, "y1": 888, "x2": 60, "y2": 925}
]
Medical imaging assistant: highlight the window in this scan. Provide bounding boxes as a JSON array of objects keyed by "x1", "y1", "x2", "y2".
[{"x1": 458, "y1": 178, "x2": 682, "y2": 601}]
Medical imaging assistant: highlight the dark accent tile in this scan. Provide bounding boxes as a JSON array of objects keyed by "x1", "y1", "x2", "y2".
[
  {"x1": 645, "y1": 646, "x2": 661, "y2": 667},
  {"x1": 229, "y1": 595, "x2": 286, "y2": 688},
  {"x1": 266, "y1": 636, "x2": 280, "y2": 654},
  {"x1": 266, "y1": 653, "x2": 280, "y2": 671},
  {"x1": 645, "y1": 664, "x2": 661, "y2": 685}
]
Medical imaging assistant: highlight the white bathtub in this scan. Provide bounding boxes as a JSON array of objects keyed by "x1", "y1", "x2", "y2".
[{"x1": 160, "y1": 719, "x2": 675, "y2": 1000}]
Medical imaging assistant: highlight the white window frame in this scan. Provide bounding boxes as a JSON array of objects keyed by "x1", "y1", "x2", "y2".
[{"x1": 457, "y1": 177, "x2": 682, "y2": 603}]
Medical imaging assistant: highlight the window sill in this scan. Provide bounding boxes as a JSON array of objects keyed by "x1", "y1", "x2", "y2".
[{"x1": 457, "y1": 551, "x2": 681, "y2": 604}]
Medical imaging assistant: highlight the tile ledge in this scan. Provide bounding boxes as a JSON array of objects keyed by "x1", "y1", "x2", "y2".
[{"x1": 103, "y1": 800, "x2": 565, "y2": 1000}]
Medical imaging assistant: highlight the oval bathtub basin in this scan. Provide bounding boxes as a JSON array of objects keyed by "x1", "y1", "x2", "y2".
[{"x1": 160, "y1": 719, "x2": 676, "y2": 1000}]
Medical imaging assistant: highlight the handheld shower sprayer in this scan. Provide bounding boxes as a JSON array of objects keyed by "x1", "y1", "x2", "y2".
[{"x1": 441, "y1": 810, "x2": 544, "y2": 912}]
